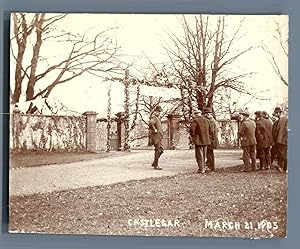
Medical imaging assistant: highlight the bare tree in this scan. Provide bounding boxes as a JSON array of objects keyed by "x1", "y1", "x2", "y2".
[
  {"x1": 213, "y1": 88, "x2": 259, "y2": 119},
  {"x1": 262, "y1": 21, "x2": 288, "y2": 86},
  {"x1": 164, "y1": 15, "x2": 254, "y2": 114},
  {"x1": 11, "y1": 13, "x2": 121, "y2": 113}
]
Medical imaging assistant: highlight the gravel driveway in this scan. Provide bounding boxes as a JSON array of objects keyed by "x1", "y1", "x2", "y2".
[{"x1": 10, "y1": 149, "x2": 242, "y2": 196}]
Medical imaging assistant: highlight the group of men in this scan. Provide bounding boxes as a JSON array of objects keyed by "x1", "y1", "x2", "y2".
[
  {"x1": 238, "y1": 107, "x2": 288, "y2": 173},
  {"x1": 149, "y1": 105, "x2": 218, "y2": 173},
  {"x1": 189, "y1": 108, "x2": 218, "y2": 173},
  {"x1": 148, "y1": 105, "x2": 288, "y2": 174}
]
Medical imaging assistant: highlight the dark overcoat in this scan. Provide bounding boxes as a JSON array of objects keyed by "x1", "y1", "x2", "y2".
[
  {"x1": 149, "y1": 115, "x2": 163, "y2": 145},
  {"x1": 190, "y1": 116, "x2": 211, "y2": 146},
  {"x1": 205, "y1": 116, "x2": 219, "y2": 149},
  {"x1": 255, "y1": 118, "x2": 273, "y2": 149},
  {"x1": 272, "y1": 119, "x2": 279, "y2": 144},
  {"x1": 264, "y1": 117, "x2": 274, "y2": 145},
  {"x1": 238, "y1": 119, "x2": 257, "y2": 147},
  {"x1": 273, "y1": 115, "x2": 288, "y2": 145}
]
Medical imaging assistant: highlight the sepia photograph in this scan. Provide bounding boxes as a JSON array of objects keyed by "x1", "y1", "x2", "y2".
[{"x1": 8, "y1": 13, "x2": 288, "y2": 238}]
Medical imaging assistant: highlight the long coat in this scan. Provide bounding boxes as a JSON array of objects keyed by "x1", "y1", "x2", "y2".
[
  {"x1": 205, "y1": 116, "x2": 219, "y2": 149},
  {"x1": 273, "y1": 115, "x2": 288, "y2": 145},
  {"x1": 255, "y1": 118, "x2": 273, "y2": 149},
  {"x1": 264, "y1": 117, "x2": 274, "y2": 145},
  {"x1": 272, "y1": 119, "x2": 279, "y2": 144},
  {"x1": 149, "y1": 115, "x2": 163, "y2": 145},
  {"x1": 238, "y1": 119, "x2": 257, "y2": 147},
  {"x1": 190, "y1": 116, "x2": 211, "y2": 146}
]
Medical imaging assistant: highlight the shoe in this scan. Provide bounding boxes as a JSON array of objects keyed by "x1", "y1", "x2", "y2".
[
  {"x1": 154, "y1": 166, "x2": 162, "y2": 170},
  {"x1": 241, "y1": 169, "x2": 250, "y2": 172}
]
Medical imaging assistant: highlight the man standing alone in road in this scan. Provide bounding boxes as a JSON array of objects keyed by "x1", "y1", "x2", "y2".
[
  {"x1": 149, "y1": 105, "x2": 164, "y2": 170},
  {"x1": 190, "y1": 109, "x2": 211, "y2": 174},
  {"x1": 238, "y1": 111, "x2": 257, "y2": 172}
]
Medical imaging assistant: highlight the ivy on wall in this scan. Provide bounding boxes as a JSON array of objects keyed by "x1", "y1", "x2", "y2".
[{"x1": 11, "y1": 114, "x2": 86, "y2": 152}]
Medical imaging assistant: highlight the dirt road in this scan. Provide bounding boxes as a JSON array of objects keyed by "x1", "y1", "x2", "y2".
[{"x1": 10, "y1": 149, "x2": 242, "y2": 196}]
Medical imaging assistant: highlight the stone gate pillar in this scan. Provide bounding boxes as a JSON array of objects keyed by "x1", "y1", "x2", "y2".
[
  {"x1": 83, "y1": 111, "x2": 97, "y2": 152},
  {"x1": 167, "y1": 114, "x2": 181, "y2": 150},
  {"x1": 115, "y1": 112, "x2": 125, "y2": 151}
]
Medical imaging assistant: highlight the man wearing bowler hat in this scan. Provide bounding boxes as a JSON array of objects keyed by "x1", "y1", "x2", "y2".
[
  {"x1": 238, "y1": 110, "x2": 257, "y2": 172},
  {"x1": 149, "y1": 105, "x2": 164, "y2": 170},
  {"x1": 203, "y1": 107, "x2": 218, "y2": 171},
  {"x1": 190, "y1": 109, "x2": 211, "y2": 174}
]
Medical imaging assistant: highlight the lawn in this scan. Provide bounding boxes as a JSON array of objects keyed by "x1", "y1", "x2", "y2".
[
  {"x1": 9, "y1": 165, "x2": 287, "y2": 238},
  {"x1": 9, "y1": 151, "x2": 117, "y2": 169}
]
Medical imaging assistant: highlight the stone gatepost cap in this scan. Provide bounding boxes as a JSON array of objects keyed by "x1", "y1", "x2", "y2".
[{"x1": 83, "y1": 111, "x2": 98, "y2": 116}]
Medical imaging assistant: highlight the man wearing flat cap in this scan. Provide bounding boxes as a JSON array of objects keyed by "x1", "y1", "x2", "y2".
[
  {"x1": 238, "y1": 110, "x2": 257, "y2": 172},
  {"x1": 149, "y1": 105, "x2": 164, "y2": 170},
  {"x1": 254, "y1": 111, "x2": 273, "y2": 170},
  {"x1": 272, "y1": 106, "x2": 288, "y2": 172},
  {"x1": 203, "y1": 107, "x2": 218, "y2": 171},
  {"x1": 190, "y1": 109, "x2": 211, "y2": 173}
]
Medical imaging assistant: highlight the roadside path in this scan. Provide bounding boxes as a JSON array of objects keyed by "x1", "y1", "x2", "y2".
[{"x1": 10, "y1": 149, "x2": 242, "y2": 196}]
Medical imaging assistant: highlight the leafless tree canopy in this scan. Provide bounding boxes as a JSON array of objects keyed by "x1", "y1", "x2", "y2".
[
  {"x1": 11, "y1": 13, "x2": 121, "y2": 114},
  {"x1": 262, "y1": 21, "x2": 288, "y2": 87},
  {"x1": 164, "y1": 15, "x2": 254, "y2": 113}
]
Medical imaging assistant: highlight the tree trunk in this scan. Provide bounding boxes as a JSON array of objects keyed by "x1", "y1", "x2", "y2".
[
  {"x1": 196, "y1": 91, "x2": 206, "y2": 112},
  {"x1": 26, "y1": 14, "x2": 45, "y2": 101}
]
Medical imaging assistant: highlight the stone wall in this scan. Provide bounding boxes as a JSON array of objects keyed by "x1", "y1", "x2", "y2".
[
  {"x1": 10, "y1": 109, "x2": 240, "y2": 152},
  {"x1": 10, "y1": 110, "x2": 86, "y2": 151},
  {"x1": 129, "y1": 119, "x2": 239, "y2": 149}
]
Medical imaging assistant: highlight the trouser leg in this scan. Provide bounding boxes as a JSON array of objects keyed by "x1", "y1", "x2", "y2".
[
  {"x1": 157, "y1": 140, "x2": 164, "y2": 158},
  {"x1": 207, "y1": 147, "x2": 215, "y2": 170},
  {"x1": 284, "y1": 160, "x2": 287, "y2": 172},
  {"x1": 257, "y1": 148, "x2": 264, "y2": 170},
  {"x1": 277, "y1": 144, "x2": 283, "y2": 170},
  {"x1": 242, "y1": 146, "x2": 250, "y2": 171},
  {"x1": 195, "y1": 145, "x2": 201, "y2": 170},
  {"x1": 152, "y1": 145, "x2": 159, "y2": 167},
  {"x1": 271, "y1": 145, "x2": 278, "y2": 165},
  {"x1": 152, "y1": 141, "x2": 163, "y2": 167},
  {"x1": 195, "y1": 145, "x2": 206, "y2": 172},
  {"x1": 282, "y1": 144, "x2": 287, "y2": 172},
  {"x1": 277, "y1": 144, "x2": 287, "y2": 172},
  {"x1": 265, "y1": 147, "x2": 271, "y2": 169},
  {"x1": 250, "y1": 145, "x2": 257, "y2": 171}
]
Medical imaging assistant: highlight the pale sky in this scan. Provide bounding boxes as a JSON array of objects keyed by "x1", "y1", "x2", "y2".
[{"x1": 10, "y1": 14, "x2": 288, "y2": 117}]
